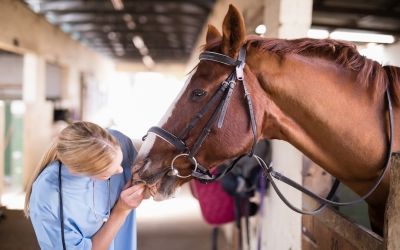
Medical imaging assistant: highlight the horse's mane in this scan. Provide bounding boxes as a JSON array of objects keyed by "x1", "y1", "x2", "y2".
[{"x1": 204, "y1": 36, "x2": 400, "y2": 105}]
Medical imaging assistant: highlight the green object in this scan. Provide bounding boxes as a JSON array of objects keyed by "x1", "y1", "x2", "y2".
[
  {"x1": 3, "y1": 101, "x2": 24, "y2": 187},
  {"x1": 335, "y1": 184, "x2": 371, "y2": 229}
]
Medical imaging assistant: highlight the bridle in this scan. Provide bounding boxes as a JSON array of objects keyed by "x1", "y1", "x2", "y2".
[
  {"x1": 144, "y1": 46, "x2": 258, "y2": 183},
  {"x1": 143, "y1": 45, "x2": 395, "y2": 215}
]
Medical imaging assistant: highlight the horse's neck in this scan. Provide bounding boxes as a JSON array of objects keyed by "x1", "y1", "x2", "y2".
[{"x1": 248, "y1": 50, "x2": 390, "y2": 190}]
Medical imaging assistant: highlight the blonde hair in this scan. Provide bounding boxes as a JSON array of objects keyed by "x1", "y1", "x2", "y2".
[{"x1": 24, "y1": 121, "x2": 120, "y2": 217}]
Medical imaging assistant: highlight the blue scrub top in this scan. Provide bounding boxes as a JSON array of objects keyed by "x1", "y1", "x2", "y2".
[{"x1": 29, "y1": 129, "x2": 137, "y2": 250}]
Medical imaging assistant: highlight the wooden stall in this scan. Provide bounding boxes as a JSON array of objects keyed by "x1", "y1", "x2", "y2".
[{"x1": 302, "y1": 153, "x2": 400, "y2": 250}]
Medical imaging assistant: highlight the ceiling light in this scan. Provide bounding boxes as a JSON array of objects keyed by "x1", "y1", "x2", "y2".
[
  {"x1": 139, "y1": 46, "x2": 149, "y2": 56},
  {"x1": 132, "y1": 35, "x2": 145, "y2": 49},
  {"x1": 329, "y1": 30, "x2": 395, "y2": 44},
  {"x1": 107, "y1": 32, "x2": 117, "y2": 40},
  {"x1": 122, "y1": 14, "x2": 132, "y2": 22},
  {"x1": 359, "y1": 43, "x2": 385, "y2": 62},
  {"x1": 45, "y1": 12, "x2": 57, "y2": 23},
  {"x1": 307, "y1": 28, "x2": 329, "y2": 39},
  {"x1": 142, "y1": 55, "x2": 155, "y2": 68},
  {"x1": 25, "y1": 0, "x2": 40, "y2": 13},
  {"x1": 255, "y1": 24, "x2": 266, "y2": 35},
  {"x1": 127, "y1": 21, "x2": 136, "y2": 30},
  {"x1": 110, "y1": 0, "x2": 124, "y2": 10}
]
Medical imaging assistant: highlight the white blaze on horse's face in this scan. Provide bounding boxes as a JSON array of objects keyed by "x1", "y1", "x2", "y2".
[
  {"x1": 138, "y1": 72, "x2": 193, "y2": 164},
  {"x1": 135, "y1": 73, "x2": 194, "y2": 200}
]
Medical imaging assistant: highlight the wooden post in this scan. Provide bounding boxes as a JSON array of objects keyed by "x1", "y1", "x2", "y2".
[{"x1": 384, "y1": 153, "x2": 400, "y2": 249}]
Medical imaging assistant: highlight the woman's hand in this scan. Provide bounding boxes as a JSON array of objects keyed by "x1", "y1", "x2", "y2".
[
  {"x1": 92, "y1": 182, "x2": 145, "y2": 250},
  {"x1": 114, "y1": 183, "x2": 145, "y2": 213}
]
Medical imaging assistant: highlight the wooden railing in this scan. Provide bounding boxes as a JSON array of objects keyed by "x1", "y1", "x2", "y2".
[
  {"x1": 384, "y1": 153, "x2": 400, "y2": 250},
  {"x1": 302, "y1": 206, "x2": 383, "y2": 249},
  {"x1": 303, "y1": 153, "x2": 400, "y2": 249}
]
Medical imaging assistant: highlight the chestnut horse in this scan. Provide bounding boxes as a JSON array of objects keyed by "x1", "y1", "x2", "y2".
[{"x1": 133, "y1": 5, "x2": 400, "y2": 235}]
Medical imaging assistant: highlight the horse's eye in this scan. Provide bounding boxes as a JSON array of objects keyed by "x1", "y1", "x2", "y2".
[{"x1": 191, "y1": 89, "x2": 207, "y2": 100}]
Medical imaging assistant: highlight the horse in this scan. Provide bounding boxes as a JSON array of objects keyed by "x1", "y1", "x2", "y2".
[{"x1": 132, "y1": 4, "x2": 400, "y2": 235}]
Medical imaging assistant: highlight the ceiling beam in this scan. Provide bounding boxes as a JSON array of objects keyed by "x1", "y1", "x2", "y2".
[
  {"x1": 313, "y1": 5, "x2": 400, "y2": 19},
  {"x1": 312, "y1": 22, "x2": 400, "y2": 36},
  {"x1": 36, "y1": 1, "x2": 211, "y2": 14},
  {"x1": 385, "y1": 0, "x2": 400, "y2": 10},
  {"x1": 48, "y1": 12, "x2": 205, "y2": 25},
  {"x1": 43, "y1": 9, "x2": 207, "y2": 17}
]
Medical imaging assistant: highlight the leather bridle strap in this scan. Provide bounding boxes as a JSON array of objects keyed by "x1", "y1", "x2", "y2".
[
  {"x1": 200, "y1": 47, "x2": 258, "y2": 156},
  {"x1": 236, "y1": 48, "x2": 257, "y2": 156},
  {"x1": 147, "y1": 127, "x2": 188, "y2": 152},
  {"x1": 187, "y1": 47, "x2": 258, "y2": 179},
  {"x1": 186, "y1": 73, "x2": 237, "y2": 157},
  {"x1": 178, "y1": 76, "x2": 233, "y2": 140},
  {"x1": 199, "y1": 51, "x2": 241, "y2": 66}
]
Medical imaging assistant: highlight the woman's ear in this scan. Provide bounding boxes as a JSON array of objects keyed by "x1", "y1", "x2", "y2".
[
  {"x1": 206, "y1": 24, "x2": 222, "y2": 45},
  {"x1": 221, "y1": 4, "x2": 246, "y2": 58}
]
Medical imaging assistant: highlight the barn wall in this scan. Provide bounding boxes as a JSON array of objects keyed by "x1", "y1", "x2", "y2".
[{"x1": 0, "y1": 0, "x2": 116, "y2": 190}]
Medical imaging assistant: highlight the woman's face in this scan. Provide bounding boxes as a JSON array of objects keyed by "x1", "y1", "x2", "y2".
[{"x1": 91, "y1": 147, "x2": 124, "y2": 180}]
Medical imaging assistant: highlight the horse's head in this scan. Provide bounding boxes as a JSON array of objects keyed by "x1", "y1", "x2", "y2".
[{"x1": 133, "y1": 5, "x2": 266, "y2": 200}]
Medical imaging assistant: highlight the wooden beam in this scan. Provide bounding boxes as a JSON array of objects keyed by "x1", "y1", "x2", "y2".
[
  {"x1": 34, "y1": 0, "x2": 213, "y2": 13},
  {"x1": 384, "y1": 153, "x2": 400, "y2": 249},
  {"x1": 45, "y1": 10, "x2": 206, "y2": 18},
  {"x1": 313, "y1": 6, "x2": 400, "y2": 20},
  {"x1": 311, "y1": 22, "x2": 400, "y2": 36},
  {"x1": 307, "y1": 206, "x2": 383, "y2": 249},
  {"x1": 0, "y1": 0, "x2": 113, "y2": 72}
]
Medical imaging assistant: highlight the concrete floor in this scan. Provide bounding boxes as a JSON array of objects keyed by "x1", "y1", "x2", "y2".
[
  {"x1": 0, "y1": 207, "x2": 39, "y2": 250},
  {"x1": 0, "y1": 184, "x2": 229, "y2": 250},
  {"x1": 136, "y1": 184, "x2": 229, "y2": 250}
]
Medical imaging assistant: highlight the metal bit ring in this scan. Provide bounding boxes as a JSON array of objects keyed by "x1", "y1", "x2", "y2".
[{"x1": 169, "y1": 153, "x2": 198, "y2": 179}]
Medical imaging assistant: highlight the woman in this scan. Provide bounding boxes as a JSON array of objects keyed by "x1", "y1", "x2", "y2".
[{"x1": 24, "y1": 121, "x2": 145, "y2": 250}]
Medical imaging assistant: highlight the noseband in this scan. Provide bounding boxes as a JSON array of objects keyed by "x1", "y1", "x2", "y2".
[{"x1": 144, "y1": 46, "x2": 258, "y2": 183}]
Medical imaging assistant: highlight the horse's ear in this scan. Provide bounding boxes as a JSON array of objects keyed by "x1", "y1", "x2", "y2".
[
  {"x1": 221, "y1": 4, "x2": 246, "y2": 57},
  {"x1": 206, "y1": 24, "x2": 222, "y2": 45}
]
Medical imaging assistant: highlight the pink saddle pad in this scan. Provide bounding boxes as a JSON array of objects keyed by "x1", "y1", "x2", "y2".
[{"x1": 190, "y1": 179, "x2": 235, "y2": 225}]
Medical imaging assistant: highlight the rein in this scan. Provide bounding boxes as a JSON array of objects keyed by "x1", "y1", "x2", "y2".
[
  {"x1": 261, "y1": 89, "x2": 394, "y2": 215},
  {"x1": 143, "y1": 46, "x2": 395, "y2": 215}
]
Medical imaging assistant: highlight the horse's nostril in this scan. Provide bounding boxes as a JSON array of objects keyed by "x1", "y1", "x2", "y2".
[{"x1": 132, "y1": 179, "x2": 146, "y2": 186}]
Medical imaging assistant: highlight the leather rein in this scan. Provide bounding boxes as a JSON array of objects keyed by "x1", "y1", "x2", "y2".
[{"x1": 143, "y1": 45, "x2": 394, "y2": 215}]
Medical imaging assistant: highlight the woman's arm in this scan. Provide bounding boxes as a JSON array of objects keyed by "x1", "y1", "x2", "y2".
[{"x1": 91, "y1": 183, "x2": 145, "y2": 250}]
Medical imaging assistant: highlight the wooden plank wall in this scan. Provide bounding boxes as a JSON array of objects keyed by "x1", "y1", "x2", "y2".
[
  {"x1": 302, "y1": 207, "x2": 383, "y2": 250},
  {"x1": 384, "y1": 153, "x2": 400, "y2": 250},
  {"x1": 302, "y1": 157, "x2": 384, "y2": 250},
  {"x1": 302, "y1": 154, "x2": 400, "y2": 249}
]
